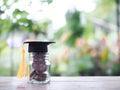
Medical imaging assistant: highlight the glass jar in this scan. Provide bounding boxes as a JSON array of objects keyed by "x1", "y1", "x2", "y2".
[
  {"x1": 28, "y1": 52, "x2": 50, "y2": 84},
  {"x1": 23, "y1": 41, "x2": 55, "y2": 84}
]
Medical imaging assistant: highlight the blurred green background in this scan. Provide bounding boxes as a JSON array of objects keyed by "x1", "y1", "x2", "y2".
[{"x1": 0, "y1": 0, "x2": 120, "y2": 76}]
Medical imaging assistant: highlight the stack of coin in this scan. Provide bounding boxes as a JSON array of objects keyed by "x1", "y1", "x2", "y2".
[{"x1": 30, "y1": 53, "x2": 47, "y2": 81}]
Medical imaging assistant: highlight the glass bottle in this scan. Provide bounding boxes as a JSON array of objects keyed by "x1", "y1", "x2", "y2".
[
  {"x1": 24, "y1": 41, "x2": 54, "y2": 84},
  {"x1": 29, "y1": 52, "x2": 50, "y2": 84}
]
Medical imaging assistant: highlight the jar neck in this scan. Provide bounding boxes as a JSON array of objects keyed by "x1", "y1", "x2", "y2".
[
  {"x1": 29, "y1": 52, "x2": 49, "y2": 61},
  {"x1": 30, "y1": 52, "x2": 48, "y2": 54}
]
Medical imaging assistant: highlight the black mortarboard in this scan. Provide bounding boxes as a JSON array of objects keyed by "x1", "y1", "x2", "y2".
[{"x1": 24, "y1": 40, "x2": 55, "y2": 52}]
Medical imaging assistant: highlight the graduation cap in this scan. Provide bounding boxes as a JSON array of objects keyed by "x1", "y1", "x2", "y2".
[{"x1": 24, "y1": 40, "x2": 55, "y2": 52}]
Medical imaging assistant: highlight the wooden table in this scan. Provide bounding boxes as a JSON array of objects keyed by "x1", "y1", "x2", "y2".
[{"x1": 0, "y1": 77, "x2": 120, "y2": 90}]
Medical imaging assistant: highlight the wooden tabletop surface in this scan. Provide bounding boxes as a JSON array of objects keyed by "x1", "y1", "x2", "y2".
[{"x1": 0, "y1": 77, "x2": 120, "y2": 90}]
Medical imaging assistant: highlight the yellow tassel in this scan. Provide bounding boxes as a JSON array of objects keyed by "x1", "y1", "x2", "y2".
[{"x1": 17, "y1": 45, "x2": 26, "y2": 78}]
